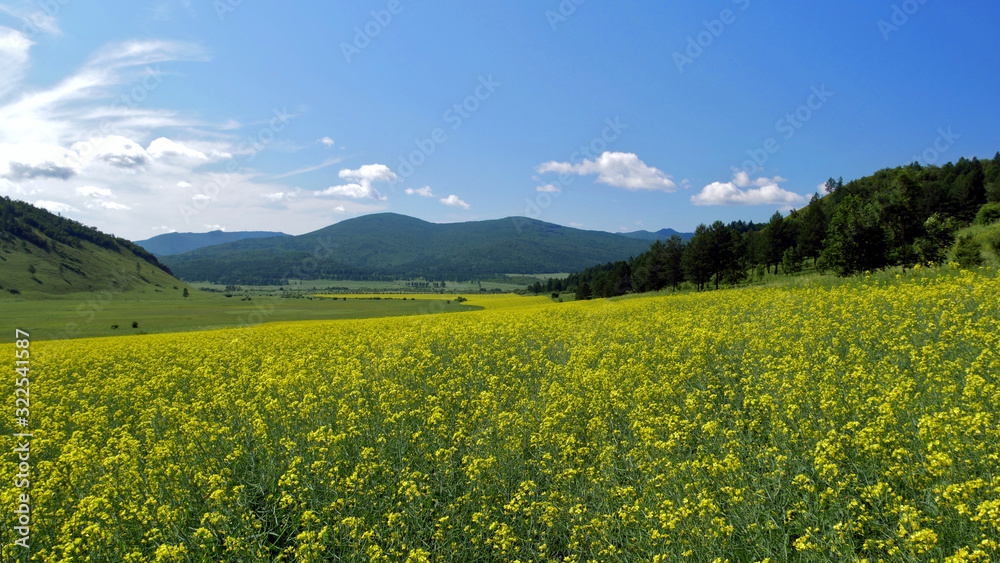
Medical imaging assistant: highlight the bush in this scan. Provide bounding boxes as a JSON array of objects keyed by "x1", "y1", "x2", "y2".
[
  {"x1": 954, "y1": 235, "x2": 983, "y2": 268},
  {"x1": 985, "y1": 230, "x2": 1000, "y2": 256},
  {"x1": 782, "y1": 247, "x2": 803, "y2": 274},
  {"x1": 975, "y1": 202, "x2": 1000, "y2": 225},
  {"x1": 111, "y1": 324, "x2": 119, "y2": 330},
  {"x1": 132, "y1": 321, "x2": 139, "y2": 328}
]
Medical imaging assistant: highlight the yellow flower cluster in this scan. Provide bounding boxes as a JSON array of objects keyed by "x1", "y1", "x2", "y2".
[{"x1": 2, "y1": 267, "x2": 998, "y2": 561}]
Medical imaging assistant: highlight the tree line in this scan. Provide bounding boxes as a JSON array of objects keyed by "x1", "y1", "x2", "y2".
[{"x1": 545, "y1": 154, "x2": 1000, "y2": 299}]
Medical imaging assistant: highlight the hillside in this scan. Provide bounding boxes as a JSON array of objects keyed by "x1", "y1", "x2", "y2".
[
  {"x1": 553, "y1": 154, "x2": 1000, "y2": 298},
  {"x1": 161, "y1": 213, "x2": 655, "y2": 284},
  {"x1": 134, "y1": 230, "x2": 290, "y2": 256},
  {"x1": 0, "y1": 197, "x2": 187, "y2": 299}
]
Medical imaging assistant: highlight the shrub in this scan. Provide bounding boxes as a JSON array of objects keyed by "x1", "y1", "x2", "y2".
[
  {"x1": 132, "y1": 321, "x2": 139, "y2": 328},
  {"x1": 111, "y1": 324, "x2": 119, "y2": 330},
  {"x1": 954, "y1": 235, "x2": 983, "y2": 268},
  {"x1": 975, "y1": 202, "x2": 1000, "y2": 225}
]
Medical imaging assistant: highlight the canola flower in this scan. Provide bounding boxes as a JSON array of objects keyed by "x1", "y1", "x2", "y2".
[{"x1": 1, "y1": 267, "x2": 998, "y2": 561}]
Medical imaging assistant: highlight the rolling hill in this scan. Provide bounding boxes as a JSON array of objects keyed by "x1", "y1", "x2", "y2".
[
  {"x1": 161, "y1": 213, "x2": 656, "y2": 284},
  {"x1": 0, "y1": 197, "x2": 187, "y2": 299},
  {"x1": 134, "y1": 230, "x2": 290, "y2": 257}
]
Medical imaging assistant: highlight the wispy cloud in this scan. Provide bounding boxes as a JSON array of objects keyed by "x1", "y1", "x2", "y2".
[
  {"x1": 269, "y1": 156, "x2": 346, "y2": 180},
  {"x1": 405, "y1": 186, "x2": 435, "y2": 197}
]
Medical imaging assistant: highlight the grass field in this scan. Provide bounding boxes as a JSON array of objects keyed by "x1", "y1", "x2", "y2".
[
  {"x1": 0, "y1": 290, "x2": 481, "y2": 341},
  {"x1": 191, "y1": 277, "x2": 542, "y2": 295},
  {"x1": 2, "y1": 264, "x2": 998, "y2": 561}
]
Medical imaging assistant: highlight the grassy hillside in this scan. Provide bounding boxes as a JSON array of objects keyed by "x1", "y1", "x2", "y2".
[
  {"x1": 0, "y1": 197, "x2": 185, "y2": 299},
  {"x1": 161, "y1": 213, "x2": 654, "y2": 284}
]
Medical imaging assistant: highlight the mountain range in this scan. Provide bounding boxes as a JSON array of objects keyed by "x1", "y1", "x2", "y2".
[
  {"x1": 135, "y1": 230, "x2": 290, "y2": 257},
  {"x1": 620, "y1": 228, "x2": 694, "y2": 242},
  {"x1": 159, "y1": 213, "x2": 662, "y2": 284}
]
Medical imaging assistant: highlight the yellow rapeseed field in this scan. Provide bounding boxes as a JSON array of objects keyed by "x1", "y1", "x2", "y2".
[{"x1": 2, "y1": 266, "x2": 999, "y2": 561}]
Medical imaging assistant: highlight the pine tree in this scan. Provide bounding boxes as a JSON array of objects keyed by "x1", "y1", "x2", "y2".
[{"x1": 822, "y1": 195, "x2": 891, "y2": 276}]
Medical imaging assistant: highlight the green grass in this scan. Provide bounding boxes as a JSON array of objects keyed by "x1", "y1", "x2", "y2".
[
  {"x1": 0, "y1": 290, "x2": 479, "y2": 341},
  {"x1": 192, "y1": 277, "x2": 533, "y2": 294},
  {"x1": 0, "y1": 236, "x2": 184, "y2": 298}
]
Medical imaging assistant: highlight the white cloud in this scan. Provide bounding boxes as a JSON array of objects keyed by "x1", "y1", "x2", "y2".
[
  {"x1": 0, "y1": 39, "x2": 206, "y2": 147},
  {"x1": 35, "y1": 199, "x2": 77, "y2": 214},
  {"x1": 72, "y1": 135, "x2": 150, "y2": 168},
  {"x1": 405, "y1": 186, "x2": 435, "y2": 197},
  {"x1": 537, "y1": 152, "x2": 676, "y2": 191},
  {"x1": 0, "y1": 27, "x2": 33, "y2": 99},
  {"x1": 319, "y1": 183, "x2": 379, "y2": 199},
  {"x1": 536, "y1": 184, "x2": 560, "y2": 193},
  {"x1": 691, "y1": 174, "x2": 806, "y2": 206},
  {"x1": 440, "y1": 194, "x2": 470, "y2": 209},
  {"x1": 262, "y1": 190, "x2": 298, "y2": 202},
  {"x1": 147, "y1": 137, "x2": 208, "y2": 161},
  {"x1": 151, "y1": 225, "x2": 176, "y2": 233},
  {"x1": 269, "y1": 156, "x2": 345, "y2": 180},
  {"x1": 0, "y1": 142, "x2": 82, "y2": 179},
  {"x1": 318, "y1": 164, "x2": 396, "y2": 200},
  {"x1": 0, "y1": 5, "x2": 61, "y2": 35},
  {"x1": 318, "y1": 136, "x2": 334, "y2": 147},
  {"x1": 94, "y1": 200, "x2": 130, "y2": 211},
  {"x1": 0, "y1": 36, "x2": 401, "y2": 238},
  {"x1": 203, "y1": 224, "x2": 225, "y2": 231},
  {"x1": 76, "y1": 185, "x2": 114, "y2": 198}
]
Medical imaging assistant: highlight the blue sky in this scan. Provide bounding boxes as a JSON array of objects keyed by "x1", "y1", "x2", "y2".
[{"x1": 1, "y1": 0, "x2": 998, "y2": 240}]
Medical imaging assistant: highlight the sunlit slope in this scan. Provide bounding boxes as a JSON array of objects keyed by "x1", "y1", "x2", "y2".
[{"x1": 2, "y1": 266, "x2": 999, "y2": 561}]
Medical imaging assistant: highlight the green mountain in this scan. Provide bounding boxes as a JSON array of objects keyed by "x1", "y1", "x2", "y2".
[
  {"x1": 134, "y1": 230, "x2": 290, "y2": 257},
  {"x1": 161, "y1": 213, "x2": 655, "y2": 284},
  {"x1": 0, "y1": 197, "x2": 185, "y2": 298},
  {"x1": 621, "y1": 228, "x2": 694, "y2": 242}
]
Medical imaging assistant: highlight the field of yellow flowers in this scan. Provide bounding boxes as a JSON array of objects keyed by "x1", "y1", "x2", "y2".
[{"x1": 2, "y1": 266, "x2": 999, "y2": 562}]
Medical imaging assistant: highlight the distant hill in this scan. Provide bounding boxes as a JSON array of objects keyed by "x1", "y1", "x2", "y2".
[
  {"x1": 621, "y1": 228, "x2": 694, "y2": 242},
  {"x1": 135, "y1": 230, "x2": 290, "y2": 256},
  {"x1": 0, "y1": 197, "x2": 186, "y2": 298},
  {"x1": 161, "y1": 213, "x2": 655, "y2": 284}
]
